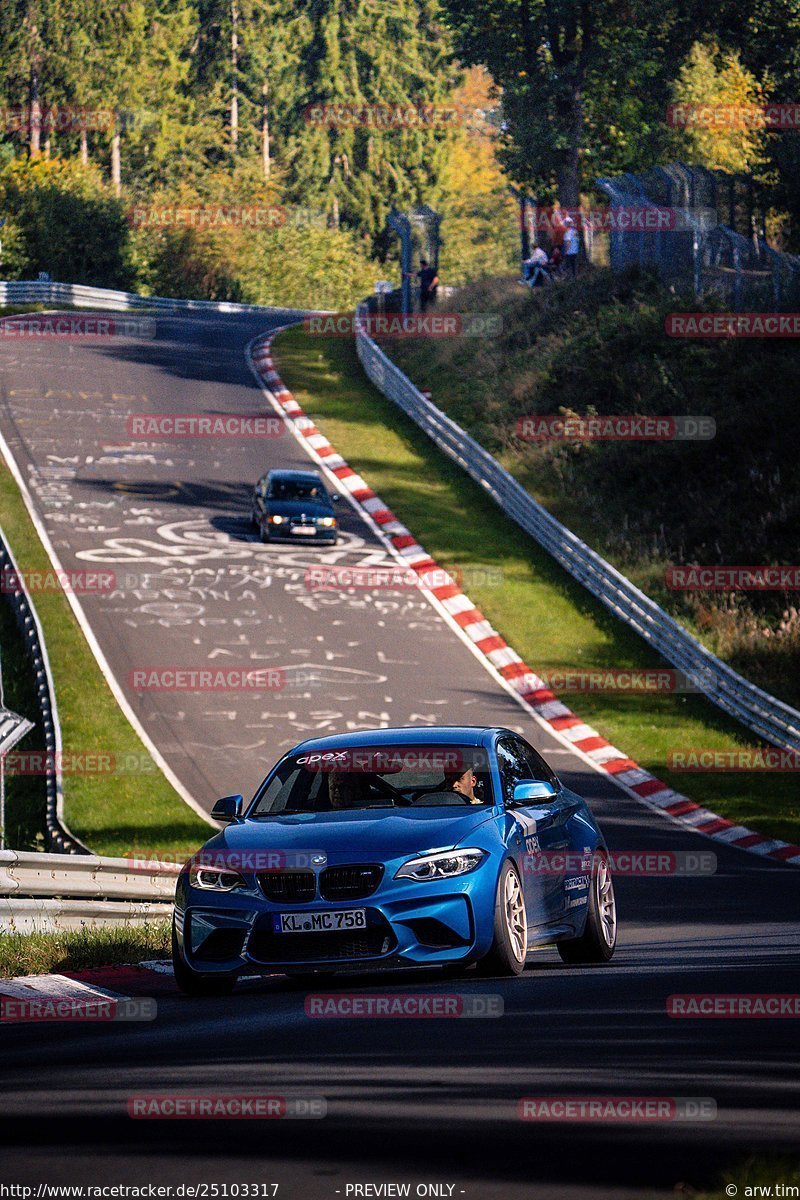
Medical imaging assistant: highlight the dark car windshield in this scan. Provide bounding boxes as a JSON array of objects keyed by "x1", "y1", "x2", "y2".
[
  {"x1": 267, "y1": 478, "x2": 324, "y2": 502},
  {"x1": 250, "y1": 745, "x2": 494, "y2": 815}
]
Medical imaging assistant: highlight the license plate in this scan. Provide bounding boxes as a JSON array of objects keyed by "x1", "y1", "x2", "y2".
[
  {"x1": 292, "y1": 525, "x2": 317, "y2": 536},
  {"x1": 274, "y1": 909, "x2": 367, "y2": 934}
]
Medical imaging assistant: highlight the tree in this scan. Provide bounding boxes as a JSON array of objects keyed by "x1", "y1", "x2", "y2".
[
  {"x1": 435, "y1": 67, "x2": 518, "y2": 282},
  {"x1": 670, "y1": 40, "x2": 768, "y2": 175},
  {"x1": 284, "y1": 0, "x2": 458, "y2": 251},
  {"x1": 437, "y1": 0, "x2": 708, "y2": 204},
  {"x1": 437, "y1": 0, "x2": 598, "y2": 206}
]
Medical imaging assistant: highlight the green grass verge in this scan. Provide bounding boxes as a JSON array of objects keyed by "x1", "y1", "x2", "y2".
[
  {"x1": 272, "y1": 327, "x2": 800, "y2": 845},
  {"x1": 0, "y1": 918, "x2": 170, "y2": 977},
  {"x1": 0, "y1": 594, "x2": 47, "y2": 850},
  {"x1": 0, "y1": 462, "x2": 209, "y2": 857},
  {"x1": 699, "y1": 1159, "x2": 800, "y2": 1199}
]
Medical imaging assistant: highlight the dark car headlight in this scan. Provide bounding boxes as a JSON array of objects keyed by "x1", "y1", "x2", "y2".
[
  {"x1": 268, "y1": 515, "x2": 286, "y2": 525},
  {"x1": 317, "y1": 517, "x2": 336, "y2": 527},
  {"x1": 189, "y1": 866, "x2": 247, "y2": 891},
  {"x1": 395, "y1": 848, "x2": 486, "y2": 882}
]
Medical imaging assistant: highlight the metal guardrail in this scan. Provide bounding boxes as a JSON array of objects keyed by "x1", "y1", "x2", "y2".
[
  {"x1": 0, "y1": 528, "x2": 87, "y2": 854},
  {"x1": 0, "y1": 849, "x2": 177, "y2": 932},
  {"x1": 0, "y1": 898, "x2": 172, "y2": 934},
  {"x1": 354, "y1": 309, "x2": 800, "y2": 752},
  {"x1": 0, "y1": 278, "x2": 307, "y2": 316}
]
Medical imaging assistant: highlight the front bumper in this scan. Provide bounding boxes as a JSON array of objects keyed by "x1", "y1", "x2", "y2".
[
  {"x1": 174, "y1": 873, "x2": 496, "y2": 975},
  {"x1": 264, "y1": 525, "x2": 337, "y2": 543}
]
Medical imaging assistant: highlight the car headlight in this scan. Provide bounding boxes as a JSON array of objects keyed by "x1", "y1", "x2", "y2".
[
  {"x1": 395, "y1": 847, "x2": 486, "y2": 881},
  {"x1": 268, "y1": 515, "x2": 285, "y2": 525},
  {"x1": 318, "y1": 517, "x2": 336, "y2": 527},
  {"x1": 189, "y1": 866, "x2": 246, "y2": 891}
]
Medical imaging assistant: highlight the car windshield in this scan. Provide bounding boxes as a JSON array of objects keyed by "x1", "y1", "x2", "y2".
[
  {"x1": 268, "y1": 479, "x2": 323, "y2": 501},
  {"x1": 250, "y1": 745, "x2": 494, "y2": 815}
]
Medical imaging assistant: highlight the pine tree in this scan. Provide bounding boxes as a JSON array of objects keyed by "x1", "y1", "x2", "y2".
[{"x1": 284, "y1": 0, "x2": 458, "y2": 250}]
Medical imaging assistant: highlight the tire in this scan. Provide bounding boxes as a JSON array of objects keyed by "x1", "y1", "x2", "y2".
[
  {"x1": 557, "y1": 849, "x2": 617, "y2": 965},
  {"x1": 172, "y1": 921, "x2": 237, "y2": 997},
  {"x1": 477, "y1": 861, "x2": 527, "y2": 977}
]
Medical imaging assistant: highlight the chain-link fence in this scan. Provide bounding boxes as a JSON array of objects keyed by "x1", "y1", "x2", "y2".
[
  {"x1": 596, "y1": 163, "x2": 800, "y2": 311},
  {"x1": 387, "y1": 205, "x2": 441, "y2": 314}
]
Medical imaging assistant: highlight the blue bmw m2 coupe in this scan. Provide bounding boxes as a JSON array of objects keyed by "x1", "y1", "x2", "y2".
[{"x1": 172, "y1": 726, "x2": 617, "y2": 994}]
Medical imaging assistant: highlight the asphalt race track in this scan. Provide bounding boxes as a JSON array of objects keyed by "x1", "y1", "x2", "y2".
[{"x1": 0, "y1": 312, "x2": 798, "y2": 1196}]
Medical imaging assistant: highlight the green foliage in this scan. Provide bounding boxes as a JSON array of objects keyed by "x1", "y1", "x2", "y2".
[
  {"x1": 671, "y1": 40, "x2": 768, "y2": 175},
  {"x1": 284, "y1": 0, "x2": 459, "y2": 252},
  {"x1": 0, "y1": 156, "x2": 134, "y2": 285},
  {"x1": 439, "y1": 0, "x2": 723, "y2": 203},
  {"x1": 135, "y1": 214, "x2": 379, "y2": 308}
]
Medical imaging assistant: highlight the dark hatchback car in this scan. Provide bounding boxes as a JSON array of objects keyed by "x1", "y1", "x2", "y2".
[{"x1": 251, "y1": 468, "x2": 340, "y2": 544}]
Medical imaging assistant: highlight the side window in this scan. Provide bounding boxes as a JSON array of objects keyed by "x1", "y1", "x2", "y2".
[
  {"x1": 516, "y1": 738, "x2": 558, "y2": 787},
  {"x1": 496, "y1": 737, "x2": 532, "y2": 805}
]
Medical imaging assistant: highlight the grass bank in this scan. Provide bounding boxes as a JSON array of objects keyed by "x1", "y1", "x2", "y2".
[
  {"x1": 385, "y1": 271, "x2": 800, "y2": 711},
  {"x1": 0, "y1": 919, "x2": 170, "y2": 977},
  {"x1": 272, "y1": 326, "x2": 799, "y2": 845}
]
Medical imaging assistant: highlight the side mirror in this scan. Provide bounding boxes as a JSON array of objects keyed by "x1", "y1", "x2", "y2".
[
  {"x1": 211, "y1": 794, "x2": 243, "y2": 822},
  {"x1": 511, "y1": 780, "x2": 558, "y2": 807}
]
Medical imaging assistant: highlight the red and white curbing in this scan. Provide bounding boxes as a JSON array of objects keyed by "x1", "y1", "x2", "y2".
[
  {"x1": 248, "y1": 333, "x2": 800, "y2": 869},
  {"x1": 0, "y1": 963, "x2": 177, "y2": 1018}
]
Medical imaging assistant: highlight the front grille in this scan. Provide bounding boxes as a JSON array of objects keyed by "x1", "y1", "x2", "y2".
[
  {"x1": 247, "y1": 923, "x2": 395, "y2": 964},
  {"x1": 319, "y1": 863, "x2": 384, "y2": 901},
  {"x1": 257, "y1": 870, "x2": 316, "y2": 903}
]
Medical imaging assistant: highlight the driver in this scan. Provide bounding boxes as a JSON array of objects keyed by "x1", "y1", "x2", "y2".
[
  {"x1": 443, "y1": 766, "x2": 481, "y2": 804},
  {"x1": 328, "y1": 770, "x2": 371, "y2": 809}
]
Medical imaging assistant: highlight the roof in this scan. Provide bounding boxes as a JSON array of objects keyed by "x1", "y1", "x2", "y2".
[
  {"x1": 266, "y1": 469, "x2": 322, "y2": 481},
  {"x1": 290, "y1": 726, "x2": 511, "y2": 755}
]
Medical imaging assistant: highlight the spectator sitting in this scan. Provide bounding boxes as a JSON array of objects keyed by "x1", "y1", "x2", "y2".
[{"x1": 523, "y1": 244, "x2": 550, "y2": 287}]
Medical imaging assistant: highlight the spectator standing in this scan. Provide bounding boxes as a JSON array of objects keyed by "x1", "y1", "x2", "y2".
[
  {"x1": 563, "y1": 217, "x2": 580, "y2": 278},
  {"x1": 417, "y1": 259, "x2": 439, "y2": 311}
]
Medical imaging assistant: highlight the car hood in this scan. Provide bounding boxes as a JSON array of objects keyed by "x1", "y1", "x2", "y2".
[
  {"x1": 205, "y1": 807, "x2": 495, "y2": 860},
  {"x1": 265, "y1": 498, "x2": 333, "y2": 519}
]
